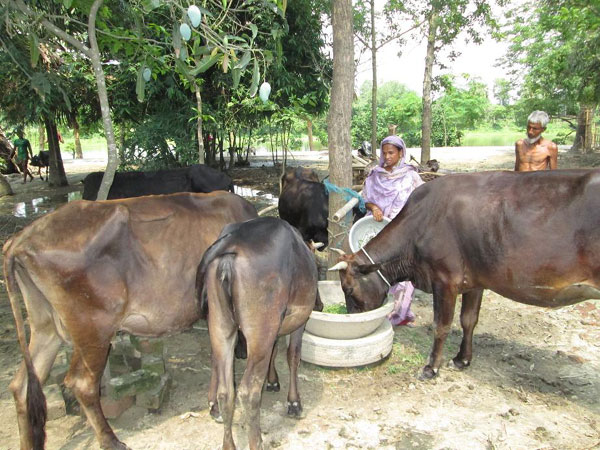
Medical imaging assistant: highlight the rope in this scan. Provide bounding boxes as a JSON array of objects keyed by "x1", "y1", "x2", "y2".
[{"x1": 323, "y1": 179, "x2": 366, "y2": 213}]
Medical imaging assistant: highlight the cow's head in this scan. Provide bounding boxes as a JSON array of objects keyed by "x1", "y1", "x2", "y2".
[{"x1": 329, "y1": 252, "x2": 389, "y2": 313}]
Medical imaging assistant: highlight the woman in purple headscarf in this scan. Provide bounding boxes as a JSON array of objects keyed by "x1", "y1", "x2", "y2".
[{"x1": 361, "y1": 135, "x2": 424, "y2": 326}]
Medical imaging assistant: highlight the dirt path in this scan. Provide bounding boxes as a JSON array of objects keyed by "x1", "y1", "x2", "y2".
[{"x1": 1, "y1": 150, "x2": 599, "y2": 449}]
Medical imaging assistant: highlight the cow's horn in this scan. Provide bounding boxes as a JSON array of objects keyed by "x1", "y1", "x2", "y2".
[
  {"x1": 310, "y1": 240, "x2": 325, "y2": 250},
  {"x1": 328, "y1": 261, "x2": 349, "y2": 271},
  {"x1": 329, "y1": 248, "x2": 346, "y2": 256}
]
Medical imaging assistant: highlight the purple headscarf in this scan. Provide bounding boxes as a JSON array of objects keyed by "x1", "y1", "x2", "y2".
[{"x1": 361, "y1": 135, "x2": 423, "y2": 219}]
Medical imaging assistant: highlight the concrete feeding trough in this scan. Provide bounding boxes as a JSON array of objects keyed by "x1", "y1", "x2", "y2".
[{"x1": 300, "y1": 281, "x2": 394, "y2": 367}]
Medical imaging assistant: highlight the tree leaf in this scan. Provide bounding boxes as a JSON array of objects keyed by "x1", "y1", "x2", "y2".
[
  {"x1": 172, "y1": 23, "x2": 182, "y2": 57},
  {"x1": 222, "y1": 52, "x2": 229, "y2": 73},
  {"x1": 249, "y1": 58, "x2": 259, "y2": 97},
  {"x1": 232, "y1": 68, "x2": 241, "y2": 89},
  {"x1": 30, "y1": 33, "x2": 40, "y2": 68},
  {"x1": 234, "y1": 51, "x2": 251, "y2": 70},
  {"x1": 136, "y1": 65, "x2": 146, "y2": 102},
  {"x1": 250, "y1": 23, "x2": 258, "y2": 40},
  {"x1": 63, "y1": 0, "x2": 73, "y2": 9},
  {"x1": 190, "y1": 53, "x2": 220, "y2": 75}
]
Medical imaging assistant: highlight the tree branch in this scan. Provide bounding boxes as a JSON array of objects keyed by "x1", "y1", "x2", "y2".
[{"x1": 12, "y1": 0, "x2": 91, "y2": 58}]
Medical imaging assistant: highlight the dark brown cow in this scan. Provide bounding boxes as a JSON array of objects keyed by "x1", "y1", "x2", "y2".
[
  {"x1": 4, "y1": 191, "x2": 257, "y2": 450},
  {"x1": 278, "y1": 166, "x2": 329, "y2": 246},
  {"x1": 330, "y1": 169, "x2": 600, "y2": 380},
  {"x1": 196, "y1": 217, "x2": 318, "y2": 450}
]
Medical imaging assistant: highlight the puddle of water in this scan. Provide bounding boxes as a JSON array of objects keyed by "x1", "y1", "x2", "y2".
[
  {"x1": 11, "y1": 192, "x2": 82, "y2": 219},
  {"x1": 4, "y1": 188, "x2": 272, "y2": 220},
  {"x1": 233, "y1": 185, "x2": 277, "y2": 204}
]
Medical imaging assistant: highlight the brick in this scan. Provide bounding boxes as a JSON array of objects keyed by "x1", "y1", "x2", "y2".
[
  {"x1": 47, "y1": 363, "x2": 69, "y2": 385},
  {"x1": 130, "y1": 336, "x2": 164, "y2": 355},
  {"x1": 106, "y1": 370, "x2": 160, "y2": 399},
  {"x1": 141, "y1": 354, "x2": 165, "y2": 375},
  {"x1": 111, "y1": 334, "x2": 142, "y2": 359},
  {"x1": 100, "y1": 395, "x2": 134, "y2": 419},
  {"x1": 55, "y1": 347, "x2": 72, "y2": 366},
  {"x1": 108, "y1": 352, "x2": 141, "y2": 376},
  {"x1": 136, "y1": 374, "x2": 172, "y2": 411},
  {"x1": 44, "y1": 384, "x2": 66, "y2": 421}
]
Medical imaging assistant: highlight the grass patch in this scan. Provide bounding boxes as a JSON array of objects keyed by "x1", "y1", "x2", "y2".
[
  {"x1": 385, "y1": 333, "x2": 428, "y2": 375},
  {"x1": 322, "y1": 303, "x2": 348, "y2": 314}
]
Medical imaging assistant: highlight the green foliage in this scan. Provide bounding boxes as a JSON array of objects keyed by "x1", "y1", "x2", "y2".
[
  {"x1": 502, "y1": 0, "x2": 599, "y2": 117},
  {"x1": 352, "y1": 81, "x2": 422, "y2": 147}
]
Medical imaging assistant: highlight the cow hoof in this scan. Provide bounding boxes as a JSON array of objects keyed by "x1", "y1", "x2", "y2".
[
  {"x1": 450, "y1": 357, "x2": 470, "y2": 370},
  {"x1": 419, "y1": 365, "x2": 438, "y2": 380},
  {"x1": 209, "y1": 402, "x2": 223, "y2": 423},
  {"x1": 266, "y1": 381, "x2": 280, "y2": 392},
  {"x1": 287, "y1": 401, "x2": 303, "y2": 417}
]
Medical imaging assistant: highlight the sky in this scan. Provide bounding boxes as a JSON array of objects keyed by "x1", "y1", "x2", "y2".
[{"x1": 354, "y1": 5, "x2": 512, "y2": 102}]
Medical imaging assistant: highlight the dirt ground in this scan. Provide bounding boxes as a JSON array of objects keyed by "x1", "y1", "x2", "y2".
[{"x1": 1, "y1": 148, "x2": 600, "y2": 450}]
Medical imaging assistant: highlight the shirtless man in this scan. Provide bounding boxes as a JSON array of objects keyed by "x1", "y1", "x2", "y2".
[{"x1": 514, "y1": 110, "x2": 558, "y2": 172}]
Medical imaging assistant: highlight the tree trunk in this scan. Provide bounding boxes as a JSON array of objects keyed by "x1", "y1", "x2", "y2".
[
  {"x1": 327, "y1": 0, "x2": 354, "y2": 278},
  {"x1": 195, "y1": 85, "x2": 205, "y2": 164},
  {"x1": 44, "y1": 118, "x2": 68, "y2": 187},
  {"x1": 370, "y1": 0, "x2": 378, "y2": 158},
  {"x1": 307, "y1": 119, "x2": 314, "y2": 151},
  {"x1": 0, "y1": 127, "x2": 18, "y2": 174},
  {"x1": 71, "y1": 115, "x2": 83, "y2": 159},
  {"x1": 570, "y1": 105, "x2": 596, "y2": 153},
  {"x1": 38, "y1": 123, "x2": 46, "y2": 152},
  {"x1": 420, "y1": 9, "x2": 438, "y2": 164},
  {"x1": 118, "y1": 124, "x2": 125, "y2": 162}
]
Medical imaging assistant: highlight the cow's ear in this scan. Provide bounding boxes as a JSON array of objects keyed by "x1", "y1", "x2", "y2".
[{"x1": 356, "y1": 263, "x2": 382, "y2": 275}]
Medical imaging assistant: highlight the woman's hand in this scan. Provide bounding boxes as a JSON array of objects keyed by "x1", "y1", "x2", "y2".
[{"x1": 371, "y1": 205, "x2": 384, "y2": 222}]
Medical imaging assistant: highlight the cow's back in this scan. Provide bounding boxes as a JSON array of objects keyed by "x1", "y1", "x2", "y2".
[
  {"x1": 4, "y1": 192, "x2": 257, "y2": 334},
  {"x1": 391, "y1": 169, "x2": 600, "y2": 304}
]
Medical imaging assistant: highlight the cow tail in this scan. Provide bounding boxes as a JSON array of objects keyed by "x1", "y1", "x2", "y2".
[
  {"x1": 3, "y1": 252, "x2": 47, "y2": 449},
  {"x1": 195, "y1": 235, "x2": 236, "y2": 320}
]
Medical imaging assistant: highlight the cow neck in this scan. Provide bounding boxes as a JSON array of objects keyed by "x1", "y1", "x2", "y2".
[{"x1": 360, "y1": 247, "x2": 392, "y2": 288}]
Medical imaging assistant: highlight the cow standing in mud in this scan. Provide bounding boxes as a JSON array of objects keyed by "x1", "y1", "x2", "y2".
[
  {"x1": 331, "y1": 169, "x2": 600, "y2": 379},
  {"x1": 4, "y1": 191, "x2": 257, "y2": 450},
  {"x1": 196, "y1": 217, "x2": 318, "y2": 450}
]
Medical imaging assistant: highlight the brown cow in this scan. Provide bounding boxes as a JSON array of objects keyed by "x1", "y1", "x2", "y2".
[
  {"x1": 330, "y1": 169, "x2": 600, "y2": 380},
  {"x1": 4, "y1": 191, "x2": 257, "y2": 450},
  {"x1": 196, "y1": 217, "x2": 318, "y2": 450}
]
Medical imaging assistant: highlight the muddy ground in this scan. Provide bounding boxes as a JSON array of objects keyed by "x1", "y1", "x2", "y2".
[{"x1": 0, "y1": 148, "x2": 599, "y2": 450}]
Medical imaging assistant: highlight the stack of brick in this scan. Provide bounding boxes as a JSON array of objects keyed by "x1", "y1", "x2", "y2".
[
  {"x1": 102, "y1": 334, "x2": 172, "y2": 418},
  {"x1": 43, "y1": 334, "x2": 172, "y2": 421}
]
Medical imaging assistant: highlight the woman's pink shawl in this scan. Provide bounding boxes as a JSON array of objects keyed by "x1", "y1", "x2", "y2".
[
  {"x1": 361, "y1": 136, "x2": 423, "y2": 219},
  {"x1": 360, "y1": 136, "x2": 424, "y2": 326}
]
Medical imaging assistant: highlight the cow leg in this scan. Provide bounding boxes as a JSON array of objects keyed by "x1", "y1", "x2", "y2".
[
  {"x1": 265, "y1": 339, "x2": 280, "y2": 392},
  {"x1": 286, "y1": 326, "x2": 304, "y2": 417},
  {"x1": 421, "y1": 282, "x2": 457, "y2": 380},
  {"x1": 239, "y1": 334, "x2": 276, "y2": 450},
  {"x1": 208, "y1": 307, "x2": 238, "y2": 450},
  {"x1": 9, "y1": 322, "x2": 62, "y2": 450},
  {"x1": 64, "y1": 345, "x2": 128, "y2": 450},
  {"x1": 207, "y1": 352, "x2": 222, "y2": 422},
  {"x1": 451, "y1": 288, "x2": 484, "y2": 370}
]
